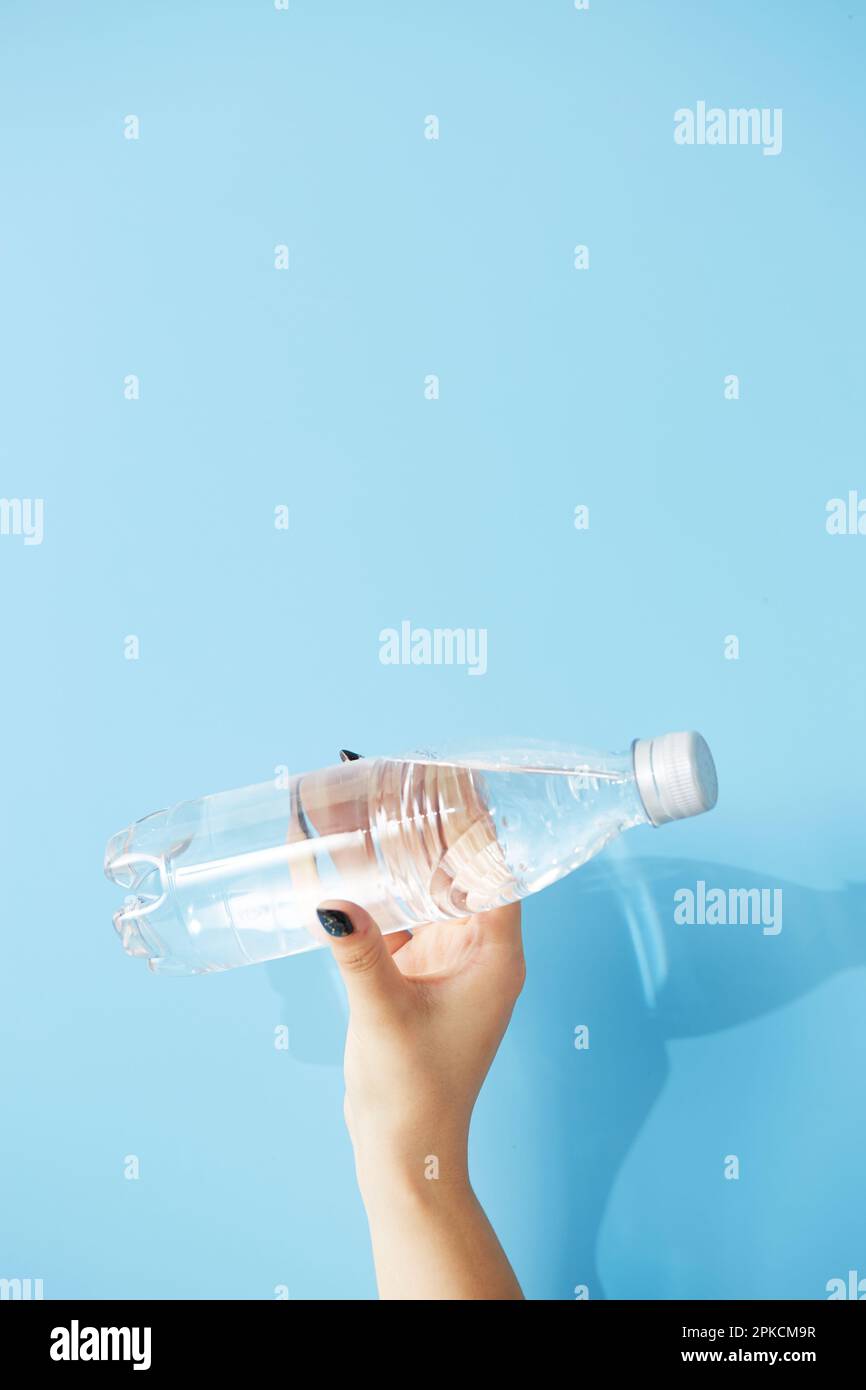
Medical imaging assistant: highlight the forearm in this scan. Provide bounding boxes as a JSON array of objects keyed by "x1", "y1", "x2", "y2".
[{"x1": 355, "y1": 1139, "x2": 523, "y2": 1301}]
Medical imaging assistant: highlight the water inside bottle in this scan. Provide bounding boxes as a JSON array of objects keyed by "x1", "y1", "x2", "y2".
[{"x1": 105, "y1": 750, "x2": 643, "y2": 975}]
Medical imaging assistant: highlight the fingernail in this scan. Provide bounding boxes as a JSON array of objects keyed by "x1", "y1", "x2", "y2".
[
  {"x1": 317, "y1": 908, "x2": 354, "y2": 937},
  {"x1": 339, "y1": 749, "x2": 363, "y2": 762}
]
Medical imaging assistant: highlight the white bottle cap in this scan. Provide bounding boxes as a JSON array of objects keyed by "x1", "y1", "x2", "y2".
[{"x1": 632, "y1": 731, "x2": 718, "y2": 827}]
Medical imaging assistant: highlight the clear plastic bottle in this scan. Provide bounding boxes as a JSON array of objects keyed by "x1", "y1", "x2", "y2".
[{"x1": 104, "y1": 732, "x2": 718, "y2": 976}]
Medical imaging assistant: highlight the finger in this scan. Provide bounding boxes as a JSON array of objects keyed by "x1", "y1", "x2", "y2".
[
  {"x1": 316, "y1": 900, "x2": 406, "y2": 1021},
  {"x1": 298, "y1": 760, "x2": 372, "y2": 888},
  {"x1": 384, "y1": 929, "x2": 413, "y2": 956},
  {"x1": 471, "y1": 901, "x2": 524, "y2": 956},
  {"x1": 461, "y1": 903, "x2": 526, "y2": 1003}
]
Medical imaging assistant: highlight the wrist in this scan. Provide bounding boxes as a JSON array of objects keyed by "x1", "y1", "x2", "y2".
[{"x1": 353, "y1": 1132, "x2": 472, "y2": 1211}]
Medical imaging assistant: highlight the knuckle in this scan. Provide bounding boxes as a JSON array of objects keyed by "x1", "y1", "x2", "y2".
[{"x1": 339, "y1": 941, "x2": 382, "y2": 976}]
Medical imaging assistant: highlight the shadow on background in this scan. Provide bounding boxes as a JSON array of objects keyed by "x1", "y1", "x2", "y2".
[{"x1": 267, "y1": 855, "x2": 866, "y2": 1297}]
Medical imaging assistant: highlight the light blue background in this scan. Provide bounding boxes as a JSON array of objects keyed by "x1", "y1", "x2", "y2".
[{"x1": 1, "y1": 0, "x2": 864, "y2": 1300}]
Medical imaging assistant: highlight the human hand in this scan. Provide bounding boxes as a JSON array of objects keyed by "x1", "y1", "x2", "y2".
[
  {"x1": 316, "y1": 898, "x2": 525, "y2": 1298},
  {"x1": 316, "y1": 900, "x2": 524, "y2": 1193}
]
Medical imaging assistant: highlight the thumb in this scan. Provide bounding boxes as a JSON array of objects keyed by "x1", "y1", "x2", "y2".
[{"x1": 316, "y1": 900, "x2": 406, "y2": 1022}]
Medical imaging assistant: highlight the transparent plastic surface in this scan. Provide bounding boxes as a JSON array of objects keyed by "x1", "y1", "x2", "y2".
[{"x1": 105, "y1": 743, "x2": 650, "y2": 976}]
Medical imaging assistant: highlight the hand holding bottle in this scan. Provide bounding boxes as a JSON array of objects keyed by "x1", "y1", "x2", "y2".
[
  {"x1": 105, "y1": 732, "x2": 718, "y2": 975},
  {"x1": 317, "y1": 895, "x2": 525, "y2": 1300}
]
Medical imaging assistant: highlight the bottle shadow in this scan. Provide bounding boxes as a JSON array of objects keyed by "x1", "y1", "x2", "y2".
[
  {"x1": 489, "y1": 852, "x2": 866, "y2": 1299},
  {"x1": 266, "y1": 854, "x2": 866, "y2": 1298}
]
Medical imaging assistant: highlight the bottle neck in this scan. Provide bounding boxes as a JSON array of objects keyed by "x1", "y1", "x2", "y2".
[
  {"x1": 556, "y1": 746, "x2": 651, "y2": 828},
  {"x1": 565, "y1": 750, "x2": 651, "y2": 832}
]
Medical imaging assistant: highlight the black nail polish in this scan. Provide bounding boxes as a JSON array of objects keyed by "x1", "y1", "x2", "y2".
[
  {"x1": 339, "y1": 749, "x2": 363, "y2": 762},
  {"x1": 317, "y1": 908, "x2": 354, "y2": 937}
]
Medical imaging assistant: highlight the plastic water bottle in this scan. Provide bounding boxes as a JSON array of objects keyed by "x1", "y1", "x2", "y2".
[{"x1": 104, "y1": 732, "x2": 718, "y2": 976}]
